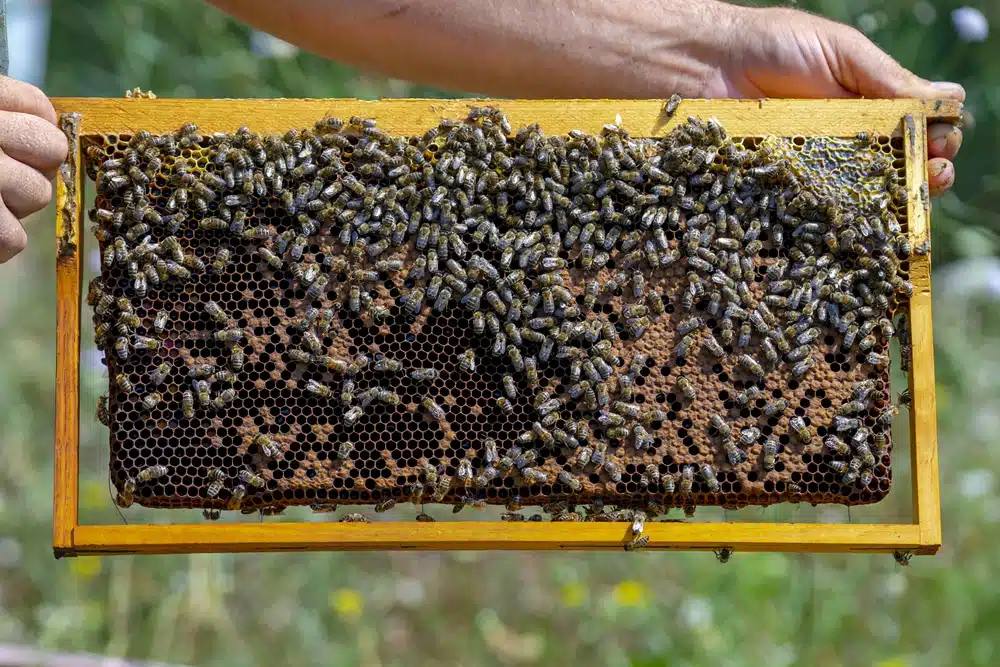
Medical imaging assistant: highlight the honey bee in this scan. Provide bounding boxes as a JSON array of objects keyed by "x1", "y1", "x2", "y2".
[
  {"x1": 737, "y1": 354, "x2": 765, "y2": 378},
  {"x1": 789, "y1": 415, "x2": 814, "y2": 445},
  {"x1": 456, "y1": 458, "x2": 473, "y2": 484},
  {"x1": 113, "y1": 373, "x2": 134, "y2": 394},
  {"x1": 302, "y1": 330, "x2": 323, "y2": 355},
  {"x1": 710, "y1": 414, "x2": 733, "y2": 439},
  {"x1": 339, "y1": 513, "x2": 370, "y2": 523},
  {"x1": 501, "y1": 375, "x2": 518, "y2": 399},
  {"x1": 206, "y1": 468, "x2": 226, "y2": 498},
  {"x1": 212, "y1": 388, "x2": 236, "y2": 409},
  {"x1": 194, "y1": 379, "x2": 211, "y2": 406},
  {"x1": 204, "y1": 300, "x2": 229, "y2": 325},
  {"x1": 227, "y1": 484, "x2": 246, "y2": 510},
  {"x1": 762, "y1": 439, "x2": 778, "y2": 471},
  {"x1": 410, "y1": 367, "x2": 440, "y2": 382},
  {"x1": 288, "y1": 349, "x2": 314, "y2": 365},
  {"x1": 763, "y1": 398, "x2": 788, "y2": 416},
  {"x1": 252, "y1": 434, "x2": 280, "y2": 458},
  {"x1": 739, "y1": 427, "x2": 761, "y2": 446},
  {"x1": 181, "y1": 390, "x2": 195, "y2": 419},
  {"x1": 310, "y1": 503, "x2": 338, "y2": 513},
  {"x1": 116, "y1": 477, "x2": 135, "y2": 507},
  {"x1": 458, "y1": 349, "x2": 476, "y2": 373},
  {"x1": 137, "y1": 464, "x2": 169, "y2": 483},
  {"x1": 215, "y1": 328, "x2": 245, "y2": 345},
  {"x1": 824, "y1": 435, "x2": 851, "y2": 457},
  {"x1": 680, "y1": 465, "x2": 695, "y2": 497},
  {"x1": 700, "y1": 463, "x2": 721, "y2": 493},
  {"x1": 140, "y1": 393, "x2": 162, "y2": 411},
  {"x1": 624, "y1": 534, "x2": 650, "y2": 551},
  {"x1": 257, "y1": 247, "x2": 282, "y2": 270},
  {"x1": 114, "y1": 336, "x2": 130, "y2": 360},
  {"x1": 188, "y1": 363, "x2": 216, "y2": 379},
  {"x1": 676, "y1": 376, "x2": 696, "y2": 402},
  {"x1": 714, "y1": 547, "x2": 734, "y2": 563},
  {"x1": 149, "y1": 363, "x2": 171, "y2": 387},
  {"x1": 304, "y1": 379, "x2": 333, "y2": 399},
  {"x1": 199, "y1": 216, "x2": 228, "y2": 231},
  {"x1": 235, "y1": 469, "x2": 264, "y2": 490},
  {"x1": 152, "y1": 310, "x2": 170, "y2": 334}
]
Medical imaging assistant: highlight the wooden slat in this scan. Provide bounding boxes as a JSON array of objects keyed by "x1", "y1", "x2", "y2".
[
  {"x1": 65, "y1": 521, "x2": 927, "y2": 556},
  {"x1": 50, "y1": 98, "x2": 962, "y2": 138},
  {"x1": 54, "y1": 113, "x2": 82, "y2": 552},
  {"x1": 903, "y1": 114, "x2": 942, "y2": 549}
]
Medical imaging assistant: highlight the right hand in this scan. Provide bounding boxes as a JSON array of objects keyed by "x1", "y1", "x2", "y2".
[
  {"x1": 711, "y1": 6, "x2": 965, "y2": 196},
  {"x1": 0, "y1": 76, "x2": 68, "y2": 263}
]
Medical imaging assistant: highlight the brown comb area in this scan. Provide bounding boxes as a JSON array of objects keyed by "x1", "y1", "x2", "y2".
[{"x1": 85, "y1": 113, "x2": 907, "y2": 517}]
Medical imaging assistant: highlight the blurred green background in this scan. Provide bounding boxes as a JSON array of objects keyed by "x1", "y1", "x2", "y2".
[{"x1": 0, "y1": 0, "x2": 997, "y2": 665}]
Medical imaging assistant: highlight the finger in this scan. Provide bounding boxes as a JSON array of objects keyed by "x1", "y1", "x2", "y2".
[
  {"x1": 928, "y1": 123, "x2": 963, "y2": 161},
  {"x1": 928, "y1": 158, "x2": 954, "y2": 197},
  {"x1": 0, "y1": 110, "x2": 68, "y2": 172},
  {"x1": 0, "y1": 153, "x2": 53, "y2": 219},
  {"x1": 0, "y1": 199, "x2": 26, "y2": 264},
  {"x1": 829, "y1": 24, "x2": 966, "y2": 101},
  {"x1": 0, "y1": 76, "x2": 59, "y2": 124}
]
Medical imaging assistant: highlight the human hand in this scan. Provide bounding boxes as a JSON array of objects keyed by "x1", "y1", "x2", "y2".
[
  {"x1": 711, "y1": 6, "x2": 964, "y2": 197},
  {"x1": 0, "y1": 76, "x2": 69, "y2": 263}
]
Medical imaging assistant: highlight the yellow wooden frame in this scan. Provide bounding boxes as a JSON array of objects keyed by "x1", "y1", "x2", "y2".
[{"x1": 53, "y1": 97, "x2": 957, "y2": 557}]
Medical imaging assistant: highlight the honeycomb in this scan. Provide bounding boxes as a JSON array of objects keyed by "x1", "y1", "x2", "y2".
[{"x1": 84, "y1": 106, "x2": 911, "y2": 523}]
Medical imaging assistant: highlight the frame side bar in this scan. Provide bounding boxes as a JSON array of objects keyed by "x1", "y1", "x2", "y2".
[
  {"x1": 68, "y1": 522, "x2": 925, "y2": 556},
  {"x1": 54, "y1": 113, "x2": 83, "y2": 554},
  {"x1": 903, "y1": 114, "x2": 942, "y2": 550}
]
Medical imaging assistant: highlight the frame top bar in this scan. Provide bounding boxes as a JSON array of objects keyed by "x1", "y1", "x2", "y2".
[{"x1": 51, "y1": 97, "x2": 962, "y2": 138}]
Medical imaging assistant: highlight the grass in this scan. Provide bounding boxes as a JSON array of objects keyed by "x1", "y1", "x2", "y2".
[{"x1": 4, "y1": 0, "x2": 997, "y2": 664}]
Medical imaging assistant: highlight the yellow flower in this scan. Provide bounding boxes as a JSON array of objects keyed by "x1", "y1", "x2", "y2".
[
  {"x1": 81, "y1": 480, "x2": 107, "y2": 511},
  {"x1": 612, "y1": 580, "x2": 648, "y2": 608},
  {"x1": 875, "y1": 658, "x2": 910, "y2": 667},
  {"x1": 330, "y1": 588, "x2": 364, "y2": 619},
  {"x1": 560, "y1": 581, "x2": 587, "y2": 608},
  {"x1": 70, "y1": 557, "x2": 102, "y2": 581}
]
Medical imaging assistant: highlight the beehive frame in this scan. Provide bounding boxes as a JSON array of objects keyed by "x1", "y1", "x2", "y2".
[{"x1": 52, "y1": 97, "x2": 957, "y2": 557}]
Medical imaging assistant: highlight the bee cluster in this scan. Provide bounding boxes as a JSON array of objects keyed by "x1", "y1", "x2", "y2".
[{"x1": 86, "y1": 101, "x2": 911, "y2": 524}]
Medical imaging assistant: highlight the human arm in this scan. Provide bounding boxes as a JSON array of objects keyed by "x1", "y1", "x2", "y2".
[
  {"x1": 0, "y1": 77, "x2": 68, "y2": 263},
  {"x1": 206, "y1": 0, "x2": 963, "y2": 193}
]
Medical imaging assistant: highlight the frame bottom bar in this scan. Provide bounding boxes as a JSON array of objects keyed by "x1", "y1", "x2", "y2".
[{"x1": 58, "y1": 522, "x2": 935, "y2": 557}]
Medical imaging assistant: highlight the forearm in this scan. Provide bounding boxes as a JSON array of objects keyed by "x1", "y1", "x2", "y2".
[{"x1": 207, "y1": 0, "x2": 745, "y2": 97}]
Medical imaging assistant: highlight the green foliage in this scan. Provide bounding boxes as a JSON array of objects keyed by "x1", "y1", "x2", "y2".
[{"x1": 0, "y1": 1, "x2": 987, "y2": 665}]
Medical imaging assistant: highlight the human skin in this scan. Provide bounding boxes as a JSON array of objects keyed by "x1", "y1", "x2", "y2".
[
  {"x1": 0, "y1": 0, "x2": 967, "y2": 263},
  {"x1": 208, "y1": 0, "x2": 964, "y2": 192},
  {"x1": 0, "y1": 77, "x2": 68, "y2": 263}
]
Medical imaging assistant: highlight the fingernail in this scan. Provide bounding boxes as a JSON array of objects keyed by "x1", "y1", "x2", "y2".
[
  {"x1": 931, "y1": 81, "x2": 966, "y2": 100},
  {"x1": 929, "y1": 160, "x2": 947, "y2": 176}
]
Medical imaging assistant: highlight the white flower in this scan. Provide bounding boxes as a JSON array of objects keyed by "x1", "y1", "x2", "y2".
[
  {"x1": 250, "y1": 30, "x2": 299, "y2": 59},
  {"x1": 952, "y1": 7, "x2": 989, "y2": 43},
  {"x1": 857, "y1": 13, "x2": 879, "y2": 34},
  {"x1": 913, "y1": 1, "x2": 937, "y2": 26},
  {"x1": 679, "y1": 596, "x2": 713, "y2": 629},
  {"x1": 0, "y1": 537, "x2": 22, "y2": 568},
  {"x1": 959, "y1": 468, "x2": 994, "y2": 499}
]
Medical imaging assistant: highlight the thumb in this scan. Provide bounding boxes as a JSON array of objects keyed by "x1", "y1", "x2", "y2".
[{"x1": 827, "y1": 24, "x2": 966, "y2": 101}]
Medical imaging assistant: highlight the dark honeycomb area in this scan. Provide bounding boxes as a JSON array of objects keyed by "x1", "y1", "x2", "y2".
[{"x1": 85, "y1": 110, "x2": 910, "y2": 519}]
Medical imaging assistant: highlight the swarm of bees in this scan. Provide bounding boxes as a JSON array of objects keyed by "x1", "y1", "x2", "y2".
[{"x1": 87, "y1": 101, "x2": 911, "y2": 526}]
